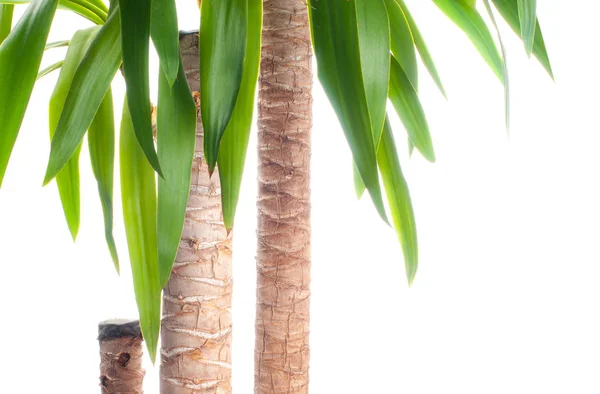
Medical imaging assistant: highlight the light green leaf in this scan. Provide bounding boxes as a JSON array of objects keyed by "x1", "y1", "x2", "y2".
[
  {"x1": 0, "y1": 0, "x2": 59, "y2": 187},
  {"x1": 120, "y1": 98, "x2": 160, "y2": 364},
  {"x1": 218, "y1": 0, "x2": 261, "y2": 231},
  {"x1": 150, "y1": 0, "x2": 179, "y2": 86},
  {"x1": 308, "y1": 0, "x2": 388, "y2": 223},
  {"x1": 378, "y1": 117, "x2": 418, "y2": 285},
  {"x1": 433, "y1": 0, "x2": 503, "y2": 82},
  {"x1": 44, "y1": 5, "x2": 121, "y2": 184},
  {"x1": 0, "y1": 0, "x2": 106, "y2": 24},
  {"x1": 389, "y1": 57, "x2": 435, "y2": 162},
  {"x1": 491, "y1": 0, "x2": 553, "y2": 78},
  {"x1": 0, "y1": 4, "x2": 14, "y2": 44},
  {"x1": 89, "y1": 89, "x2": 119, "y2": 272},
  {"x1": 49, "y1": 27, "x2": 100, "y2": 241},
  {"x1": 37, "y1": 60, "x2": 63, "y2": 80},
  {"x1": 353, "y1": 161, "x2": 366, "y2": 199},
  {"x1": 156, "y1": 59, "x2": 196, "y2": 287},
  {"x1": 119, "y1": 0, "x2": 161, "y2": 176},
  {"x1": 517, "y1": 0, "x2": 536, "y2": 55},
  {"x1": 45, "y1": 40, "x2": 69, "y2": 50},
  {"x1": 200, "y1": 0, "x2": 247, "y2": 172},
  {"x1": 394, "y1": 0, "x2": 446, "y2": 97},
  {"x1": 385, "y1": 0, "x2": 417, "y2": 88}
]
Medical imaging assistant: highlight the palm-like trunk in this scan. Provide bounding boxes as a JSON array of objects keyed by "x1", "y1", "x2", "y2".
[
  {"x1": 255, "y1": 1, "x2": 313, "y2": 392},
  {"x1": 160, "y1": 32, "x2": 233, "y2": 394}
]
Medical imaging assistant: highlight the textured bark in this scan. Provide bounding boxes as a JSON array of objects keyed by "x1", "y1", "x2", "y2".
[
  {"x1": 98, "y1": 319, "x2": 145, "y2": 394},
  {"x1": 160, "y1": 32, "x2": 233, "y2": 394},
  {"x1": 255, "y1": 1, "x2": 313, "y2": 393}
]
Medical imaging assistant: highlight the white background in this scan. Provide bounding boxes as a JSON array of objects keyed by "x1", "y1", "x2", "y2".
[{"x1": 1, "y1": 0, "x2": 599, "y2": 393}]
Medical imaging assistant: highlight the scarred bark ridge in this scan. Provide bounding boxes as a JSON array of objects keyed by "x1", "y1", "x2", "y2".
[
  {"x1": 256, "y1": 1, "x2": 313, "y2": 393},
  {"x1": 160, "y1": 33, "x2": 233, "y2": 394}
]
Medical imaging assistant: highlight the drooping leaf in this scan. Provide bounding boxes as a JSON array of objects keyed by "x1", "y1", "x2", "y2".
[
  {"x1": 119, "y1": 0, "x2": 161, "y2": 176},
  {"x1": 37, "y1": 60, "x2": 63, "y2": 80},
  {"x1": 389, "y1": 57, "x2": 435, "y2": 162},
  {"x1": 218, "y1": 0, "x2": 261, "y2": 231},
  {"x1": 0, "y1": 0, "x2": 59, "y2": 187},
  {"x1": 394, "y1": 0, "x2": 446, "y2": 97},
  {"x1": 88, "y1": 89, "x2": 119, "y2": 272},
  {"x1": 200, "y1": 0, "x2": 247, "y2": 172},
  {"x1": 378, "y1": 117, "x2": 418, "y2": 284},
  {"x1": 491, "y1": 0, "x2": 553, "y2": 78},
  {"x1": 156, "y1": 60, "x2": 196, "y2": 287},
  {"x1": 385, "y1": 0, "x2": 418, "y2": 88},
  {"x1": 150, "y1": 0, "x2": 179, "y2": 86},
  {"x1": 49, "y1": 27, "x2": 100, "y2": 240},
  {"x1": 45, "y1": 40, "x2": 69, "y2": 50},
  {"x1": 120, "y1": 98, "x2": 160, "y2": 363},
  {"x1": 433, "y1": 0, "x2": 503, "y2": 82},
  {"x1": 308, "y1": 0, "x2": 388, "y2": 222},
  {"x1": 0, "y1": 4, "x2": 14, "y2": 44},
  {"x1": 353, "y1": 161, "x2": 366, "y2": 199},
  {"x1": 44, "y1": 5, "x2": 121, "y2": 184},
  {"x1": 0, "y1": 0, "x2": 106, "y2": 24},
  {"x1": 517, "y1": 0, "x2": 536, "y2": 55}
]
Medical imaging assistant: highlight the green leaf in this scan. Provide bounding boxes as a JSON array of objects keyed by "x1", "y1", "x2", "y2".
[
  {"x1": 517, "y1": 0, "x2": 536, "y2": 55},
  {"x1": 378, "y1": 116, "x2": 418, "y2": 285},
  {"x1": 49, "y1": 27, "x2": 100, "y2": 241},
  {"x1": 0, "y1": 0, "x2": 59, "y2": 187},
  {"x1": 89, "y1": 89, "x2": 119, "y2": 272},
  {"x1": 394, "y1": 0, "x2": 446, "y2": 97},
  {"x1": 200, "y1": 0, "x2": 247, "y2": 172},
  {"x1": 119, "y1": 0, "x2": 162, "y2": 176},
  {"x1": 385, "y1": 0, "x2": 417, "y2": 88},
  {"x1": 0, "y1": 4, "x2": 14, "y2": 44},
  {"x1": 433, "y1": 0, "x2": 503, "y2": 82},
  {"x1": 353, "y1": 160, "x2": 366, "y2": 199},
  {"x1": 44, "y1": 5, "x2": 121, "y2": 185},
  {"x1": 156, "y1": 59, "x2": 196, "y2": 287},
  {"x1": 389, "y1": 57, "x2": 435, "y2": 162},
  {"x1": 0, "y1": 0, "x2": 106, "y2": 24},
  {"x1": 218, "y1": 0, "x2": 261, "y2": 231},
  {"x1": 37, "y1": 60, "x2": 63, "y2": 80},
  {"x1": 308, "y1": 0, "x2": 388, "y2": 223},
  {"x1": 45, "y1": 40, "x2": 69, "y2": 50},
  {"x1": 120, "y1": 98, "x2": 160, "y2": 364},
  {"x1": 150, "y1": 0, "x2": 179, "y2": 86},
  {"x1": 491, "y1": 0, "x2": 553, "y2": 78}
]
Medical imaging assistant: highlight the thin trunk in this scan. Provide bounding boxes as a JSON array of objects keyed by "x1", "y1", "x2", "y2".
[
  {"x1": 160, "y1": 32, "x2": 233, "y2": 394},
  {"x1": 98, "y1": 319, "x2": 145, "y2": 394},
  {"x1": 255, "y1": 1, "x2": 313, "y2": 393}
]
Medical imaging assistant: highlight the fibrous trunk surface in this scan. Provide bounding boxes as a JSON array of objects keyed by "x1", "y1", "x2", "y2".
[
  {"x1": 160, "y1": 32, "x2": 233, "y2": 394},
  {"x1": 256, "y1": 0, "x2": 313, "y2": 392}
]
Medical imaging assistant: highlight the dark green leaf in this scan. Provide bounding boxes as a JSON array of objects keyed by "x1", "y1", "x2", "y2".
[
  {"x1": 37, "y1": 60, "x2": 63, "y2": 80},
  {"x1": 200, "y1": 0, "x2": 247, "y2": 172},
  {"x1": 218, "y1": 0, "x2": 261, "y2": 231},
  {"x1": 0, "y1": 0, "x2": 59, "y2": 187},
  {"x1": 44, "y1": 5, "x2": 121, "y2": 184},
  {"x1": 120, "y1": 98, "x2": 160, "y2": 363},
  {"x1": 0, "y1": 4, "x2": 14, "y2": 44},
  {"x1": 517, "y1": 0, "x2": 536, "y2": 55},
  {"x1": 308, "y1": 0, "x2": 388, "y2": 222},
  {"x1": 156, "y1": 59, "x2": 196, "y2": 287},
  {"x1": 389, "y1": 57, "x2": 435, "y2": 162},
  {"x1": 433, "y1": 0, "x2": 503, "y2": 82},
  {"x1": 119, "y1": 0, "x2": 162, "y2": 176},
  {"x1": 378, "y1": 117, "x2": 418, "y2": 285},
  {"x1": 150, "y1": 0, "x2": 179, "y2": 86},
  {"x1": 89, "y1": 89, "x2": 119, "y2": 272},
  {"x1": 385, "y1": 0, "x2": 417, "y2": 88}
]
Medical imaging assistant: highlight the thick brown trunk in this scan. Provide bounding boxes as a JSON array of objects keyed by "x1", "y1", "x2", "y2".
[
  {"x1": 98, "y1": 319, "x2": 145, "y2": 394},
  {"x1": 255, "y1": 1, "x2": 313, "y2": 393},
  {"x1": 160, "y1": 32, "x2": 233, "y2": 394}
]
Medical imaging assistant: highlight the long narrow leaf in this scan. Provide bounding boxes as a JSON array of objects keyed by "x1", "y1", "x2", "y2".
[
  {"x1": 353, "y1": 161, "x2": 366, "y2": 199},
  {"x1": 37, "y1": 60, "x2": 63, "y2": 80},
  {"x1": 385, "y1": 0, "x2": 417, "y2": 88},
  {"x1": 119, "y1": 0, "x2": 161, "y2": 176},
  {"x1": 0, "y1": 0, "x2": 59, "y2": 187},
  {"x1": 308, "y1": 0, "x2": 388, "y2": 222},
  {"x1": 156, "y1": 60, "x2": 196, "y2": 287},
  {"x1": 49, "y1": 27, "x2": 100, "y2": 240},
  {"x1": 89, "y1": 89, "x2": 119, "y2": 271},
  {"x1": 378, "y1": 116, "x2": 418, "y2": 285},
  {"x1": 389, "y1": 57, "x2": 435, "y2": 162},
  {"x1": 433, "y1": 0, "x2": 503, "y2": 82},
  {"x1": 45, "y1": 40, "x2": 69, "y2": 49},
  {"x1": 120, "y1": 98, "x2": 160, "y2": 363},
  {"x1": 218, "y1": 0, "x2": 261, "y2": 231},
  {"x1": 0, "y1": 4, "x2": 13, "y2": 44},
  {"x1": 517, "y1": 0, "x2": 535, "y2": 55},
  {"x1": 150, "y1": 0, "x2": 179, "y2": 86},
  {"x1": 44, "y1": 5, "x2": 121, "y2": 184},
  {"x1": 200, "y1": 0, "x2": 247, "y2": 172}
]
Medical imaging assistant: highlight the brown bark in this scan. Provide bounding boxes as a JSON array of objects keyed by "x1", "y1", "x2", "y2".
[
  {"x1": 98, "y1": 319, "x2": 145, "y2": 394},
  {"x1": 160, "y1": 32, "x2": 233, "y2": 394},
  {"x1": 255, "y1": 1, "x2": 313, "y2": 393}
]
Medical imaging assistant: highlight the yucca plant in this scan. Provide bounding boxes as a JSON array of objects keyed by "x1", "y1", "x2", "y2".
[{"x1": 0, "y1": 0, "x2": 552, "y2": 393}]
